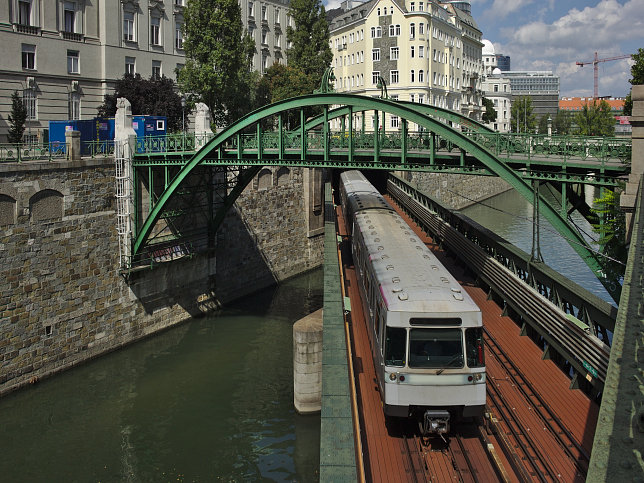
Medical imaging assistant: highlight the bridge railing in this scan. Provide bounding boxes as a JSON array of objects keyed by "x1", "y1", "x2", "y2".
[
  {"x1": 130, "y1": 130, "x2": 631, "y2": 166},
  {"x1": 470, "y1": 132, "x2": 632, "y2": 164}
]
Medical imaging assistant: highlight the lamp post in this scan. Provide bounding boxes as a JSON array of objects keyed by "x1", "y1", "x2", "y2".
[{"x1": 181, "y1": 95, "x2": 186, "y2": 146}]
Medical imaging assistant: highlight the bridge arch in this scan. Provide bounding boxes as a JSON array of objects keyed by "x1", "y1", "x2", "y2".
[{"x1": 132, "y1": 93, "x2": 604, "y2": 292}]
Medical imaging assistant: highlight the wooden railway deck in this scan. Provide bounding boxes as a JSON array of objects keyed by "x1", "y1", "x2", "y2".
[{"x1": 334, "y1": 192, "x2": 600, "y2": 482}]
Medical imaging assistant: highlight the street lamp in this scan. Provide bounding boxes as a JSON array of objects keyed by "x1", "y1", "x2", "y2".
[{"x1": 181, "y1": 95, "x2": 186, "y2": 146}]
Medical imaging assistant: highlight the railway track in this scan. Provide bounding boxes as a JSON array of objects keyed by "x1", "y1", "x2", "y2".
[{"x1": 484, "y1": 329, "x2": 589, "y2": 481}]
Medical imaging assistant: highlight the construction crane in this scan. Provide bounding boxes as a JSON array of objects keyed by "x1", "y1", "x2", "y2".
[{"x1": 576, "y1": 52, "x2": 631, "y2": 98}]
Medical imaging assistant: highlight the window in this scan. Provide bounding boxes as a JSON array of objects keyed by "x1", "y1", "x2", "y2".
[
  {"x1": 150, "y1": 16, "x2": 160, "y2": 45},
  {"x1": 64, "y1": 2, "x2": 76, "y2": 32},
  {"x1": 23, "y1": 89, "x2": 36, "y2": 120},
  {"x1": 262, "y1": 4, "x2": 267, "y2": 21},
  {"x1": 125, "y1": 56, "x2": 135, "y2": 75},
  {"x1": 419, "y1": 2, "x2": 424, "y2": 12},
  {"x1": 175, "y1": 63, "x2": 184, "y2": 79},
  {"x1": 410, "y1": 2, "x2": 415, "y2": 11},
  {"x1": 262, "y1": 30, "x2": 268, "y2": 45},
  {"x1": 410, "y1": 94, "x2": 415, "y2": 103},
  {"x1": 68, "y1": 92, "x2": 80, "y2": 120},
  {"x1": 262, "y1": 53, "x2": 269, "y2": 71},
  {"x1": 123, "y1": 12, "x2": 134, "y2": 41},
  {"x1": 408, "y1": 328, "x2": 464, "y2": 369},
  {"x1": 372, "y1": 71, "x2": 380, "y2": 85},
  {"x1": 372, "y1": 48, "x2": 380, "y2": 61},
  {"x1": 275, "y1": 33, "x2": 281, "y2": 47},
  {"x1": 371, "y1": 26, "x2": 381, "y2": 38},
  {"x1": 390, "y1": 70, "x2": 399, "y2": 84},
  {"x1": 249, "y1": 25, "x2": 255, "y2": 39},
  {"x1": 67, "y1": 50, "x2": 79, "y2": 73},
  {"x1": 21, "y1": 44, "x2": 35, "y2": 69},
  {"x1": 248, "y1": 1, "x2": 254, "y2": 17},
  {"x1": 418, "y1": 94, "x2": 424, "y2": 103},
  {"x1": 175, "y1": 22, "x2": 183, "y2": 49},
  {"x1": 410, "y1": 23, "x2": 415, "y2": 39},
  {"x1": 465, "y1": 328, "x2": 485, "y2": 368},
  {"x1": 19, "y1": 0, "x2": 32, "y2": 25},
  {"x1": 494, "y1": 84, "x2": 499, "y2": 92},
  {"x1": 389, "y1": 24, "x2": 400, "y2": 37},
  {"x1": 410, "y1": 69, "x2": 414, "y2": 82},
  {"x1": 275, "y1": 7, "x2": 280, "y2": 23},
  {"x1": 385, "y1": 327, "x2": 405, "y2": 367},
  {"x1": 152, "y1": 60, "x2": 161, "y2": 79},
  {"x1": 418, "y1": 70, "x2": 424, "y2": 82},
  {"x1": 390, "y1": 46, "x2": 399, "y2": 60},
  {"x1": 410, "y1": 46, "x2": 415, "y2": 58}
]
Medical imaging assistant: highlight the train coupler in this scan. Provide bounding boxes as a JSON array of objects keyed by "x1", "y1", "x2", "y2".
[{"x1": 420, "y1": 410, "x2": 450, "y2": 438}]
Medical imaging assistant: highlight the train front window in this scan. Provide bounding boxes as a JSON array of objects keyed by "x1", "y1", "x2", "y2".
[
  {"x1": 408, "y1": 328, "x2": 464, "y2": 369},
  {"x1": 466, "y1": 328, "x2": 485, "y2": 368},
  {"x1": 385, "y1": 327, "x2": 406, "y2": 367}
]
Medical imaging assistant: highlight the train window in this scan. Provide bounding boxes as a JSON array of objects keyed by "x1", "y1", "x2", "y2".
[
  {"x1": 384, "y1": 327, "x2": 406, "y2": 367},
  {"x1": 409, "y1": 318, "x2": 462, "y2": 326},
  {"x1": 408, "y1": 328, "x2": 464, "y2": 369},
  {"x1": 465, "y1": 328, "x2": 485, "y2": 368}
]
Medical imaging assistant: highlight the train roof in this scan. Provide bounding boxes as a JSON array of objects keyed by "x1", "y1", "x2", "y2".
[
  {"x1": 340, "y1": 171, "x2": 394, "y2": 214},
  {"x1": 355, "y1": 209, "x2": 480, "y2": 316}
]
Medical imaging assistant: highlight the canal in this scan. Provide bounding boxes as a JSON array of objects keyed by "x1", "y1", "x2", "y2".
[
  {"x1": 0, "y1": 269, "x2": 323, "y2": 482},
  {"x1": 461, "y1": 187, "x2": 614, "y2": 304}
]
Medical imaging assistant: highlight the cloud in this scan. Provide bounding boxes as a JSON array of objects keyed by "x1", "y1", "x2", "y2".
[
  {"x1": 496, "y1": 0, "x2": 644, "y2": 95},
  {"x1": 324, "y1": 0, "x2": 343, "y2": 10},
  {"x1": 483, "y1": 0, "x2": 535, "y2": 20}
]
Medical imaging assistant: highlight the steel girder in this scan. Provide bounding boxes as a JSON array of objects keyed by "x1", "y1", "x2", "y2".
[{"x1": 132, "y1": 93, "x2": 614, "y2": 299}]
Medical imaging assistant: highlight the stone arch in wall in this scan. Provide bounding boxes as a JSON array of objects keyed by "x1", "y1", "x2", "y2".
[
  {"x1": 276, "y1": 167, "x2": 290, "y2": 186},
  {"x1": 0, "y1": 194, "x2": 17, "y2": 226},
  {"x1": 30, "y1": 189, "x2": 64, "y2": 222},
  {"x1": 257, "y1": 168, "x2": 273, "y2": 190}
]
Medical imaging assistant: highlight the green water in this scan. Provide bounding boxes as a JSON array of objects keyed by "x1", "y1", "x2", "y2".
[{"x1": 0, "y1": 269, "x2": 323, "y2": 482}]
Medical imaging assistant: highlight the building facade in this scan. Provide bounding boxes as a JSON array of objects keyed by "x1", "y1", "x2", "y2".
[
  {"x1": 503, "y1": 70, "x2": 560, "y2": 119},
  {"x1": 481, "y1": 71, "x2": 511, "y2": 132},
  {"x1": 327, "y1": 0, "x2": 483, "y2": 131},
  {"x1": 0, "y1": 0, "x2": 290, "y2": 143}
]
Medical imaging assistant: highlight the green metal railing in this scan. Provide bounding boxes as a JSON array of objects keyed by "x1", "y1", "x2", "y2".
[{"x1": 0, "y1": 142, "x2": 67, "y2": 162}]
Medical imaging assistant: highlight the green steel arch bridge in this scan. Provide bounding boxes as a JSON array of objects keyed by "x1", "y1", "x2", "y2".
[{"x1": 128, "y1": 93, "x2": 631, "y2": 301}]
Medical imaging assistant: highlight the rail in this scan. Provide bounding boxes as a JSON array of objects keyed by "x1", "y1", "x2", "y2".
[
  {"x1": 387, "y1": 175, "x2": 613, "y2": 391},
  {"x1": 0, "y1": 140, "x2": 114, "y2": 162}
]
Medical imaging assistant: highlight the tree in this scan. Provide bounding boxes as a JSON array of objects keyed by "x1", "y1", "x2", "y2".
[
  {"x1": 553, "y1": 109, "x2": 572, "y2": 135},
  {"x1": 481, "y1": 97, "x2": 497, "y2": 125},
  {"x1": 98, "y1": 74, "x2": 184, "y2": 131},
  {"x1": 286, "y1": 0, "x2": 333, "y2": 86},
  {"x1": 510, "y1": 96, "x2": 537, "y2": 133},
  {"x1": 7, "y1": 91, "x2": 27, "y2": 144},
  {"x1": 591, "y1": 187, "x2": 627, "y2": 282},
  {"x1": 623, "y1": 47, "x2": 644, "y2": 116},
  {"x1": 179, "y1": 0, "x2": 255, "y2": 128},
  {"x1": 574, "y1": 100, "x2": 615, "y2": 137}
]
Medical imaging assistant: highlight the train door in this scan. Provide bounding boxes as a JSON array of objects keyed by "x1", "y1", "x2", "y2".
[{"x1": 373, "y1": 302, "x2": 387, "y2": 395}]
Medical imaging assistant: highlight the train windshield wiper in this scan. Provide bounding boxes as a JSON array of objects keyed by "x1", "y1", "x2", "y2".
[{"x1": 436, "y1": 354, "x2": 463, "y2": 375}]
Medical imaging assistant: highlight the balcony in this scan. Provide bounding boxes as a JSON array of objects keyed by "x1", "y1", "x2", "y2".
[
  {"x1": 62, "y1": 31, "x2": 83, "y2": 41},
  {"x1": 15, "y1": 24, "x2": 40, "y2": 35}
]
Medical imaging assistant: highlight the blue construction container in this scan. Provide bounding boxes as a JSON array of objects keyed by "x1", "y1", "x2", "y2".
[{"x1": 48, "y1": 119, "x2": 98, "y2": 155}]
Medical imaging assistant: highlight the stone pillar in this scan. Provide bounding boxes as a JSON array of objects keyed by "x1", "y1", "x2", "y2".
[
  {"x1": 114, "y1": 97, "x2": 137, "y2": 156},
  {"x1": 293, "y1": 309, "x2": 323, "y2": 414},
  {"x1": 194, "y1": 102, "x2": 214, "y2": 150},
  {"x1": 620, "y1": 85, "x2": 644, "y2": 240},
  {"x1": 65, "y1": 130, "x2": 81, "y2": 161}
]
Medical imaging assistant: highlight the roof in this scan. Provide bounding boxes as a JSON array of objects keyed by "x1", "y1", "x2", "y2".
[{"x1": 559, "y1": 97, "x2": 625, "y2": 111}]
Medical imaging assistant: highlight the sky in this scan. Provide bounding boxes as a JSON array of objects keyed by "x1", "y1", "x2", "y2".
[{"x1": 322, "y1": 0, "x2": 644, "y2": 98}]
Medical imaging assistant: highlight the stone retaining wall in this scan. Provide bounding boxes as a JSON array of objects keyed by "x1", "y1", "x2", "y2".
[{"x1": 0, "y1": 159, "x2": 323, "y2": 396}]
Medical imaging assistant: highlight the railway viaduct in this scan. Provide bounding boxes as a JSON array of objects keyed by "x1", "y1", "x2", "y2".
[{"x1": 0, "y1": 85, "x2": 642, "y2": 480}]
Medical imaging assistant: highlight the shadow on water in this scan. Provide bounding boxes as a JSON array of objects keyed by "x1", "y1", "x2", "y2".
[{"x1": 0, "y1": 268, "x2": 323, "y2": 482}]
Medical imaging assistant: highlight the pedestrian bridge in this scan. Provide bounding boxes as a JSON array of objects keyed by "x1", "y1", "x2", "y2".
[{"x1": 126, "y1": 93, "x2": 630, "y2": 303}]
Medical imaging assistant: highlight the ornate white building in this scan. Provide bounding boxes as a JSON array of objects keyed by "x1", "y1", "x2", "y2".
[
  {"x1": 327, "y1": 0, "x2": 484, "y2": 130},
  {"x1": 481, "y1": 40, "x2": 511, "y2": 132}
]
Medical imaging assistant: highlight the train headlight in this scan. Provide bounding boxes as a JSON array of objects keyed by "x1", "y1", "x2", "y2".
[{"x1": 389, "y1": 373, "x2": 397, "y2": 381}]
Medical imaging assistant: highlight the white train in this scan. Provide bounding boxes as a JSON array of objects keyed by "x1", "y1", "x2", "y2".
[{"x1": 339, "y1": 170, "x2": 485, "y2": 436}]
